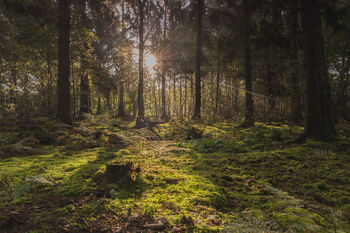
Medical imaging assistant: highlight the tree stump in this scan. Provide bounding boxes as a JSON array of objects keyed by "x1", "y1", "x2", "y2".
[
  {"x1": 105, "y1": 162, "x2": 133, "y2": 182},
  {"x1": 186, "y1": 126, "x2": 203, "y2": 139},
  {"x1": 136, "y1": 117, "x2": 147, "y2": 129}
]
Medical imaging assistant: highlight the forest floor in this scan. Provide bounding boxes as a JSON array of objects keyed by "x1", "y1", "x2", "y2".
[{"x1": 0, "y1": 115, "x2": 350, "y2": 233}]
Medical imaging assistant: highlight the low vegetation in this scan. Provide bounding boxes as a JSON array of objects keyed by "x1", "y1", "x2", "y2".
[{"x1": 1, "y1": 116, "x2": 349, "y2": 232}]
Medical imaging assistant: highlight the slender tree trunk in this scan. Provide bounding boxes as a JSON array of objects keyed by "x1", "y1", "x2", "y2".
[
  {"x1": 153, "y1": 79, "x2": 159, "y2": 118},
  {"x1": 46, "y1": 57, "x2": 53, "y2": 116},
  {"x1": 336, "y1": 51, "x2": 349, "y2": 120},
  {"x1": 137, "y1": 0, "x2": 145, "y2": 118},
  {"x1": 72, "y1": 57, "x2": 76, "y2": 120},
  {"x1": 215, "y1": 60, "x2": 220, "y2": 114},
  {"x1": 97, "y1": 96, "x2": 102, "y2": 115},
  {"x1": 266, "y1": 47, "x2": 275, "y2": 123},
  {"x1": 167, "y1": 87, "x2": 171, "y2": 117},
  {"x1": 118, "y1": 0, "x2": 126, "y2": 118},
  {"x1": 57, "y1": 0, "x2": 72, "y2": 124},
  {"x1": 118, "y1": 81, "x2": 125, "y2": 117},
  {"x1": 10, "y1": 69, "x2": 18, "y2": 121},
  {"x1": 184, "y1": 76, "x2": 188, "y2": 118},
  {"x1": 242, "y1": 0, "x2": 254, "y2": 127},
  {"x1": 77, "y1": 0, "x2": 90, "y2": 118},
  {"x1": 300, "y1": 0, "x2": 336, "y2": 141},
  {"x1": 173, "y1": 74, "x2": 177, "y2": 117},
  {"x1": 132, "y1": 94, "x2": 137, "y2": 120},
  {"x1": 179, "y1": 77, "x2": 183, "y2": 118},
  {"x1": 161, "y1": 72, "x2": 167, "y2": 120},
  {"x1": 289, "y1": 0, "x2": 303, "y2": 124},
  {"x1": 193, "y1": 0, "x2": 203, "y2": 119},
  {"x1": 190, "y1": 73, "x2": 194, "y2": 116},
  {"x1": 161, "y1": 2, "x2": 168, "y2": 121},
  {"x1": 106, "y1": 91, "x2": 112, "y2": 114},
  {"x1": 79, "y1": 58, "x2": 90, "y2": 116},
  {"x1": 234, "y1": 76, "x2": 239, "y2": 114},
  {"x1": 0, "y1": 71, "x2": 3, "y2": 123}
]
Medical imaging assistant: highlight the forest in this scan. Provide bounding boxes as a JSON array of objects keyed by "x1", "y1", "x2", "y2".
[{"x1": 0, "y1": 0, "x2": 350, "y2": 232}]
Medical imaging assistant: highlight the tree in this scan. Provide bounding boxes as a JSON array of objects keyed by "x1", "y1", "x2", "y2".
[
  {"x1": 300, "y1": 0, "x2": 337, "y2": 140},
  {"x1": 160, "y1": 1, "x2": 168, "y2": 121},
  {"x1": 288, "y1": 0, "x2": 303, "y2": 124},
  {"x1": 241, "y1": 0, "x2": 254, "y2": 127},
  {"x1": 57, "y1": 0, "x2": 72, "y2": 124},
  {"x1": 193, "y1": 0, "x2": 203, "y2": 119},
  {"x1": 77, "y1": 0, "x2": 90, "y2": 117},
  {"x1": 137, "y1": 0, "x2": 146, "y2": 119}
]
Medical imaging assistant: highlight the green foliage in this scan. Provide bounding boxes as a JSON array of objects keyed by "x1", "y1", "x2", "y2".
[
  {"x1": 0, "y1": 121, "x2": 349, "y2": 232},
  {"x1": 180, "y1": 138, "x2": 223, "y2": 153}
]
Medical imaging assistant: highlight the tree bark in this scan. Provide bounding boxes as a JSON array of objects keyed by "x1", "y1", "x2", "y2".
[
  {"x1": 118, "y1": 81, "x2": 125, "y2": 118},
  {"x1": 160, "y1": 3, "x2": 168, "y2": 121},
  {"x1": 336, "y1": 51, "x2": 349, "y2": 120},
  {"x1": 300, "y1": 0, "x2": 337, "y2": 141},
  {"x1": 215, "y1": 60, "x2": 220, "y2": 114},
  {"x1": 289, "y1": 0, "x2": 303, "y2": 124},
  {"x1": 179, "y1": 77, "x2": 183, "y2": 118},
  {"x1": 184, "y1": 76, "x2": 188, "y2": 118},
  {"x1": 193, "y1": 0, "x2": 203, "y2": 119},
  {"x1": 161, "y1": 72, "x2": 167, "y2": 120},
  {"x1": 97, "y1": 96, "x2": 102, "y2": 114},
  {"x1": 57, "y1": 0, "x2": 72, "y2": 124},
  {"x1": 76, "y1": 0, "x2": 90, "y2": 118},
  {"x1": 266, "y1": 47, "x2": 275, "y2": 123},
  {"x1": 242, "y1": 0, "x2": 254, "y2": 127},
  {"x1": 137, "y1": 0, "x2": 145, "y2": 118},
  {"x1": 173, "y1": 74, "x2": 177, "y2": 117}
]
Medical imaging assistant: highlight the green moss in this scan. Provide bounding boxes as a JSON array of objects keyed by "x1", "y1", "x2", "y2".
[{"x1": 1, "y1": 121, "x2": 349, "y2": 232}]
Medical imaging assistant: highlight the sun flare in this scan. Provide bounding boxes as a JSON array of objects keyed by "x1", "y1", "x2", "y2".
[{"x1": 145, "y1": 53, "x2": 157, "y2": 70}]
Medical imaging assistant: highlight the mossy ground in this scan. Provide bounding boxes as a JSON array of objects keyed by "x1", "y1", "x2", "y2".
[{"x1": 0, "y1": 119, "x2": 349, "y2": 232}]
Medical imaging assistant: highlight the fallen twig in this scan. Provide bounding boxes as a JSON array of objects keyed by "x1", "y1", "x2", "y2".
[{"x1": 73, "y1": 203, "x2": 91, "y2": 231}]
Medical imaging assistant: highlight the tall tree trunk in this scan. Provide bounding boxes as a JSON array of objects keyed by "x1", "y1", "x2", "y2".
[
  {"x1": 336, "y1": 51, "x2": 349, "y2": 120},
  {"x1": 161, "y1": 73, "x2": 167, "y2": 120},
  {"x1": 47, "y1": 55, "x2": 54, "y2": 116},
  {"x1": 57, "y1": 0, "x2": 72, "y2": 124},
  {"x1": 193, "y1": 0, "x2": 203, "y2": 119},
  {"x1": 161, "y1": 2, "x2": 168, "y2": 121},
  {"x1": 190, "y1": 73, "x2": 194, "y2": 116},
  {"x1": 132, "y1": 94, "x2": 138, "y2": 120},
  {"x1": 234, "y1": 76, "x2": 239, "y2": 114},
  {"x1": 118, "y1": 81, "x2": 125, "y2": 117},
  {"x1": 300, "y1": 0, "x2": 336, "y2": 141},
  {"x1": 289, "y1": 0, "x2": 303, "y2": 124},
  {"x1": 106, "y1": 91, "x2": 112, "y2": 114},
  {"x1": 72, "y1": 57, "x2": 76, "y2": 120},
  {"x1": 167, "y1": 87, "x2": 171, "y2": 117},
  {"x1": 77, "y1": 0, "x2": 90, "y2": 118},
  {"x1": 173, "y1": 74, "x2": 177, "y2": 117},
  {"x1": 215, "y1": 60, "x2": 220, "y2": 114},
  {"x1": 118, "y1": 0, "x2": 126, "y2": 118},
  {"x1": 97, "y1": 96, "x2": 102, "y2": 115},
  {"x1": 137, "y1": 0, "x2": 145, "y2": 118},
  {"x1": 10, "y1": 69, "x2": 18, "y2": 121},
  {"x1": 266, "y1": 47, "x2": 275, "y2": 123},
  {"x1": 153, "y1": 79, "x2": 159, "y2": 117},
  {"x1": 179, "y1": 77, "x2": 183, "y2": 118},
  {"x1": 184, "y1": 76, "x2": 188, "y2": 118},
  {"x1": 242, "y1": 0, "x2": 254, "y2": 127}
]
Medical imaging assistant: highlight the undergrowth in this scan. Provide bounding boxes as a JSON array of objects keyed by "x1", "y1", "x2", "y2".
[{"x1": 0, "y1": 118, "x2": 349, "y2": 232}]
